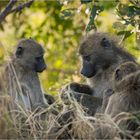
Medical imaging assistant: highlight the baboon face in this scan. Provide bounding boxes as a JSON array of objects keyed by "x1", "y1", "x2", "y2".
[
  {"x1": 112, "y1": 62, "x2": 139, "y2": 92},
  {"x1": 113, "y1": 70, "x2": 140, "y2": 93},
  {"x1": 15, "y1": 39, "x2": 46, "y2": 72},
  {"x1": 113, "y1": 62, "x2": 139, "y2": 81},
  {"x1": 79, "y1": 33, "x2": 117, "y2": 78}
]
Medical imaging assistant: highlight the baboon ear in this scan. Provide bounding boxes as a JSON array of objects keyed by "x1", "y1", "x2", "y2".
[
  {"x1": 115, "y1": 69, "x2": 122, "y2": 81},
  {"x1": 101, "y1": 37, "x2": 111, "y2": 48},
  {"x1": 16, "y1": 46, "x2": 24, "y2": 57}
]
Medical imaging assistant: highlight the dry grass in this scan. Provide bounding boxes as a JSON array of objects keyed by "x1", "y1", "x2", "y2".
[
  {"x1": 0, "y1": 90, "x2": 140, "y2": 139},
  {"x1": 0, "y1": 63, "x2": 140, "y2": 139}
]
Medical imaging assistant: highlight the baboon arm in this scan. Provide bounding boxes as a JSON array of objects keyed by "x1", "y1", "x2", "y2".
[
  {"x1": 61, "y1": 85, "x2": 102, "y2": 116},
  {"x1": 66, "y1": 82, "x2": 93, "y2": 95},
  {"x1": 101, "y1": 89, "x2": 114, "y2": 113}
]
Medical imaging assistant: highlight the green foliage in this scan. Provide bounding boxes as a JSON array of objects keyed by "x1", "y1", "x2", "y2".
[
  {"x1": 0, "y1": 0, "x2": 140, "y2": 96},
  {"x1": 86, "y1": 4, "x2": 104, "y2": 31},
  {"x1": 114, "y1": 0, "x2": 140, "y2": 41},
  {"x1": 60, "y1": 8, "x2": 77, "y2": 19}
]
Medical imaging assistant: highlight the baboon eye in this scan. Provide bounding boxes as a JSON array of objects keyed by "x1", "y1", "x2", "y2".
[
  {"x1": 101, "y1": 37, "x2": 111, "y2": 49},
  {"x1": 83, "y1": 55, "x2": 90, "y2": 61},
  {"x1": 16, "y1": 46, "x2": 24, "y2": 57}
]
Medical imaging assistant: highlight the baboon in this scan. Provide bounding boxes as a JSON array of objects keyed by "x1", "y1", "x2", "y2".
[
  {"x1": 105, "y1": 62, "x2": 140, "y2": 117},
  {"x1": 61, "y1": 83, "x2": 102, "y2": 116},
  {"x1": 105, "y1": 62, "x2": 140, "y2": 138},
  {"x1": 112, "y1": 61, "x2": 140, "y2": 90},
  {"x1": 61, "y1": 32, "x2": 136, "y2": 113},
  {"x1": 0, "y1": 38, "x2": 54, "y2": 111},
  {"x1": 102, "y1": 62, "x2": 140, "y2": 112},
  {"x1": 101, "y1": 88, "x2": 114, "y2": 113}
]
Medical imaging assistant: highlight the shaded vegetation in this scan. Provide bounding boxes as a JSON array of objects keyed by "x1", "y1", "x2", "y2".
[
  {"x1": 0, "y1": 1, "x2": 140, "y2": 139},
  {"x1": 0, "y1": 0, "x2": 139, "y2": 95}
]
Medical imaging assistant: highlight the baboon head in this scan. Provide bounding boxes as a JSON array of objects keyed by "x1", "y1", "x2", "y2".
[
  {"x1": 113, "y1": 62, "x2": 139, "y2": 91},
  {"x1": 14, "y1": 38, "x2": 46, "y2": 72},
  {"x1": 113, "y1": 62, "x2": 139, "y2": 82},
  {"x1": 115, "y1": 71, "x2": 140, "y2": 94},
  {"x1": 133, "y1": 72, "x2": 140, "y2": 93},
  {"x1": 79, "y1": 32, "x2": 134, "y2": 78}
]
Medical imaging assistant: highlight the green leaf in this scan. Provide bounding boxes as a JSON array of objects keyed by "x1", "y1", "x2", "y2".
[
  {"x1": 86, "y1": 21, "x2": 96, "y2": 32},
  {"x1": 60, "y1": 8, "x2": 76, "y2": 19},
  {"x1": 117, "y1": 4, "x2": 128, "y2": 16},
  {"x1": 113, "y1": 22, "x2": 126, "y2": 30},
  {"x1": 86, "y1": 5, "x2": 103, "y2": 32},
  {"x1": 117, "y1": 31, "x2": 133, "y2": 41},
  {"x1": 124, "y1": 31, "x2": 133, "y2": 39},
  {"x1": 117, "y1": 4, "x2": 140, "y2": 18},
  {"x1": 90, "y1": 5, "x2": 104, "y2": 20}
]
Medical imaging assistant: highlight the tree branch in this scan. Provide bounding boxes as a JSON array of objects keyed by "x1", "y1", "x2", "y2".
[
  {"x1": 11, "y1": 0, "x2": 34, "y2": 13},
  {"x1": 0, "y1": 0, "x2": 34, "y2": 24},
  {"x1": 0, "y1": 0, "x2": 17, "y2": 23}
]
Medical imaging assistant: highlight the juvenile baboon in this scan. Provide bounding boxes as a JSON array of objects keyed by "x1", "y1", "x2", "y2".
[
  {"x1": 0, "y1": 38, "x2": 53, "y2": 111},
  {"x1": 105, "y1": 62, "x2": 140, "y2": 138},
  {"x1": 102, "y1": 62, "x2": 140, "y2": 112},
  {"x1": 101, "y1": 88, "x2": 114, "y2": 113},
  {"x1": 112, "y1": 61, "x2": 140, "y2": 90},
  {"x1": 105, "y1": 62, "x2": 140, "y2": 117},
  {"x1": 61, "y1": 32, "x2": 136, "y2": 113}
]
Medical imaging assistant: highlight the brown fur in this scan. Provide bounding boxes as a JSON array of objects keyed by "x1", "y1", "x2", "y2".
[
  {"x1": 61, "y1": 32, "x2": 136, "y2": 115},
  {"x1": 101, "y1": 89, "x2": 114, "y2": 113},
  {"x1": 105, "y1": 62, "x2": 140, "y2": 117},
  {"x1": 105, "y1": 67, "x2": 140, "y2": 138},
  {"x1": 61, "y1": 85, "x2": 102, "y2": 116},
  {"x1": 102, "y1": 62, "x2": 140, "y2": 113},
  {"x1": 79, "y1": 32, "x2": 135, "y2": 98},
  {"x1": 112, "y1": 61, "x2": 139, "y2": 91},
  {"x1": 0, "y1": 39, "x2": 48, "y2": 111}
]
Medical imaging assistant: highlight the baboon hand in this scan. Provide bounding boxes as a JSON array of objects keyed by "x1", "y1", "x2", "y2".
[
  {"x1": 60, "y1": 82, "x2": 92, "y2": 105},
  {"x1": 60, "y1": 83, "x2": 102, "y2": 116},
  {"x1": 32, "y1": 103, "x2": 48, "y2": 111}
]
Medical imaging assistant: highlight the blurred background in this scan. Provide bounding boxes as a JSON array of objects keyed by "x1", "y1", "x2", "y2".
[{"x1": 0, "y1": 0, "x2": 140, "y2": 95}]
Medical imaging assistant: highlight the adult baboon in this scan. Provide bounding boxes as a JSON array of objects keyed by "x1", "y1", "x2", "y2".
[
  {"x1": 61, "y1": 32, "x2": 136, "y2": 113},
  {"x1": 0, "y1": 38, "x2": 53, "y2": 111},
  {"x1": 105, "y1": 62, "x2": 140, "y2": 117}
]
